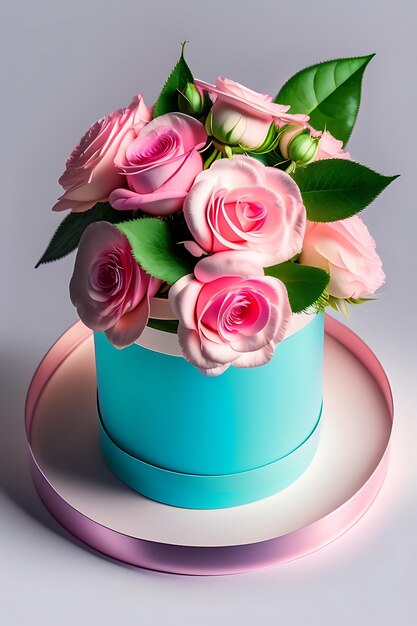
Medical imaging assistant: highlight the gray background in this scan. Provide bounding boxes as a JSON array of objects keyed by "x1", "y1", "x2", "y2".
[{"x1": 1, "y1": 0, "x2": 416, "y2": 623}]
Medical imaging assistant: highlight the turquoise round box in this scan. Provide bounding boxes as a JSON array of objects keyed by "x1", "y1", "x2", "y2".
[{"x1": 94, "y1": 310, "x2": 324, "y2": 509}]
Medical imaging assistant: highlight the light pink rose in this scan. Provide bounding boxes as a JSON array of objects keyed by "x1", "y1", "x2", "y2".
[
  {"x1": 183, "y1": 155, "x2": 306, "y2": 265},
  {"x1": 300, "y1": 217, "x2": 385, "y2": 299},
  {"x1": 109, "y1": 113, "x2": 207, "y2": 215},
  {"x1": 169, "y1": 251, "x2": 292, "y2": 376},
  {"x1": 310, "y1": 127, "x2": 350, "y2": 160},
  {"x1": 195, "y1": 76, "x2": 309, "y2": 149},
  {"x1": 69, "y1": 221, "x2": 161, "y2": 348},
  {"x1": 53, "y1": 96, "x2": 151, "y2": 213}
]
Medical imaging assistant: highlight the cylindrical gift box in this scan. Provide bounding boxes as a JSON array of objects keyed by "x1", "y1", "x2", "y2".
[{"x1": 95, "y1": 308, "x2": 324, "y2": 509}]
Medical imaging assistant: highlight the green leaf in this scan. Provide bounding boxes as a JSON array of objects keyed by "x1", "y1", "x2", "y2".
[
  {"x1": 35, "y1": 202, "x2": 134, "y2": 267},
  {"x1": 147, "y1": 318, "x2": 179, "y2": 334},
  {"x1": 275, "y1": 55, "x2": 374, "y2": 145},
  {"x1": 153, "y1": 42, "x2": 194, "y2": 118},
  {"x1": 117, "y1": 218, "x2": 193, "y2": 284},
  {"x1": 292, "y1": 159, "x2": 399, "y2": 222},
  {"x1": 264, "y1": 262, "x2": 329, "y2": 313}
]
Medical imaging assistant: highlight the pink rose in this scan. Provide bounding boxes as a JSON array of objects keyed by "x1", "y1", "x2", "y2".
[
  {"x1": 53, "y1": 96, "x2": 151, "y2": 213},
  {"x1": 69, "y1": 221, "x2": 161, "y2": 348},
  {"x1": 109, "y1": 113, "x2": 207, "y2": 215},
  {"x1": 183, "y1": 155, "x2": 306, "y2": 265},
  {"x1": 279, "y1": 123, "x2": 350, "y2": 162},
  {"x1": 300, "y1": 217, "x2": 385, "y2": 299},
  {"x1": 311, "y1": 128, "x2": 350, "y2": 161},
  {"x1": 169, "y1": 251, "x2": 292, "y2": 376},
  {"x1": 195, "y1": 76, "x2": 309, "y2": 149}
]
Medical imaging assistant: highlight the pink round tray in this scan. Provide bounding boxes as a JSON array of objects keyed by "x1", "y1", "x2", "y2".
[{"x1": 25, "y1": 315, "x2": 393, "y2": 575}]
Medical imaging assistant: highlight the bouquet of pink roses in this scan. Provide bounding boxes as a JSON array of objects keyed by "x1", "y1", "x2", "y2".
[{"x1": 38, "y1": 45, "x2": 397, "y2": 376}]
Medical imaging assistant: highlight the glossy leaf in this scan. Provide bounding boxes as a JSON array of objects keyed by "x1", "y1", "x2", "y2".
[
  {"x1": 117, "y1": 218, "x2": 193, "y2": 284},
  {"x1": 153, "y1": 43, "x2": 194, "y2": 118},
  {"x1": 275, "y1": 55, "x2": 374, "y2": 145},
  {"x1": 264, "y1": 262, "x2": 329, "y2": 313},
  {"x1": 35, "y1": 202, "x2": 134, "y2": 267},
  {"x1": 292, "y1": 159, "x2": 399, "y2": 222}
]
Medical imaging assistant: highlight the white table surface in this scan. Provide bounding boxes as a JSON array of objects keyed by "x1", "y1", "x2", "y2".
[{"x1": 1, "y1": 0, "x2": 416, "y2": 623}]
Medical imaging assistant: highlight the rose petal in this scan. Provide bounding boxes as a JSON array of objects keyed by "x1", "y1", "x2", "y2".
[
  {"x1": 53, "y1": 197, "x2": 97, "y2": 213},
  {"x1": 177, "y1": 325, "x2": 222, "y2": 370},
  {"x1": 105, "y1": 296, "x2": 150, "y2": 349},
  {"x1": 109, "y1": 187, "x2": 188, "y2": 214},
  {"x1": 199, "y1": 363, "x2": 231, "y2": 377},
  {"x1": 199, "y1": 335, "x2": 238, "y2": 364},
  {"x1": 195, "y1": 77, "x2": 290, "y2": 119},
  {"x1": 182, "y1": 240, "x2": 207, "y2": 257},
  {"x1": 168, "y1": 274, "x2": 202, "y2": 330},
  {"x1": 232, "y1": 342, "x2": 275, "y2": 368},
  {"x1": 194, "y1": 250, "x2": 264, "y2": 283}
]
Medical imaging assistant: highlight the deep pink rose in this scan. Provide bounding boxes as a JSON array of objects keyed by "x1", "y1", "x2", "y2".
[
  {"x1": 300, "y1": 217, "x2": 385, "y2": 299},
  {"x1": 69, "y1": 221, "x2": 161, "y2": 348},
  {"x1": 195, "y1": 76, "x2": 309, "y2": 149},
  {"x1": 183, "y1": 155, "x2": 306, "y2": 265},
  {"x1": 169, "y1": 251, "x2": 292, "y2": 376},
  {"x1": 109, "y1": 113, "x2": 207, "y2": 215},
  {"x1": 53, "y1": 96, "x2": 151, "y2": 213}
]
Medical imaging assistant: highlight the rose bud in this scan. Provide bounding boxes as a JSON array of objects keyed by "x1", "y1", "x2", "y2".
[
  {"x1": 279, "y1": 125, "x2": 320, "y2": 166},
  {"x1": 197, "y1": 76, "x2": 309, "y2": 151},
  {"x1": 205, "y1": 108, "x2": 248, "y2": 147},
  {"x1": 178, "y1": 82, "x2": 205, "y2": 116}
]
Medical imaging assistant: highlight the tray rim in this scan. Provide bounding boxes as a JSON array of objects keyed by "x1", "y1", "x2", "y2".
[{"x1": 25, "y1": 315, "x2": 394, "y2": 575}]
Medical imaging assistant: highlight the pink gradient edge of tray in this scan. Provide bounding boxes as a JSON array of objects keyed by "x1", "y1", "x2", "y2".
[{"x1": 25, "y1": 315, "x2": 393, "y2": 575}]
